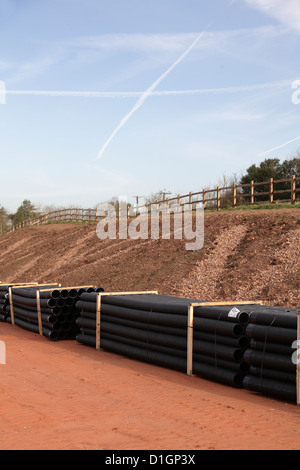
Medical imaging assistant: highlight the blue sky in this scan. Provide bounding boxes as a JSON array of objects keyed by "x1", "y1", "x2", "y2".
[{"x1": 0, "y1": 0, "x2": 299, "y2": 212}]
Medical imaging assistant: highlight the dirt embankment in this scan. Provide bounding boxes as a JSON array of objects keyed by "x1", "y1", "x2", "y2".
[
  {"x1": 0, "y1": 208, "x2": 300, "y2": 451},
  {"x1": 0, "y1": 208, "x2": 299, "y2": 307}
]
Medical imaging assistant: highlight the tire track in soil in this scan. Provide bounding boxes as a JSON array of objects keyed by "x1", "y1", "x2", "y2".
[{"x1": 175, "y1": 224, "x2": 248, "y2": 300}]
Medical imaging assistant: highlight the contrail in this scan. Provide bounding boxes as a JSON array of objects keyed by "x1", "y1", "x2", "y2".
[
  {"x1": 96, "y1": 22, "x2": 215, "y2": 160},
  {"x1": 3, "y1": 79, "x2": 291, "y2": 98},
  {"x1": 95, "y1": 0, "x2": 240, "y2": 160},
  {"x1": 5, "y1": 90, "x2": 141, "y2": 98},
  {"x1": 153, "y1": 80, "x2": 291, "y2": 96},
  {"x1": 259, "y1": 135, "x2": 300, "y2": 156}
]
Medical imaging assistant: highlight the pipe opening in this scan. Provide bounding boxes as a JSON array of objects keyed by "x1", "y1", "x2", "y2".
[
  {"x1": 239, "y1": 311, "x2": 250, "y2": 325},
  {"x1": 59, "y1": 289, "x2": 69, "y2": 299}
]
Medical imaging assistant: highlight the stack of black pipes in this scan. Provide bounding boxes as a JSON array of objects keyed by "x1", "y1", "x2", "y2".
[
  {"x1": 0, "y1": 284, "x2": 12, "y2": 322},
  {"x1": 243, "y1": 305, "x2": 298, "y2": 403},
  {"x1": 5, "y1": 285, "x2": 104, "y2": 341},
  {"x1": 76, "y1": 294, "x2": 251, "y2": 388}
]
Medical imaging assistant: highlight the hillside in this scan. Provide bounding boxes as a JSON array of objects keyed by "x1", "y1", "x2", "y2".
[{"x1": 0, "y1": 208, "x2": 299, "y2": 308}]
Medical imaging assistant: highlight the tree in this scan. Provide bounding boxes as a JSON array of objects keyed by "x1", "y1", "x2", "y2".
[
  {"x1": 240, "y1": 154, "x2": 300, "y2": 201},
  {"x1": 13, "y1": 200, "x2": 38, "y2": 225},
  {"x1": 145, "y1": 190, "x2": 172, "y2": 204},
  {"x1": 0, "y1": 205, "x2": 10, "y2": 234},
  {"x1": 281, "y1": 153, "x2": 300, "y2": 179},
  {"x1": 240, "y1": 158, "x2": 283, "y2": 184}
]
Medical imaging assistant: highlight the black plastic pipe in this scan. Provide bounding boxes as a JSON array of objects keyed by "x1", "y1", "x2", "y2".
[
  {"x1": 7, "y1": 316, "x2": 59, "y2": 341},
  {"x1": 79, "y1": 293, "x2": 250, "y2": 324},
  {"x1": 98, "y1": 330, "x2": 188, "y2": 360},
  {"x1": 10, "y1": 298, "x2": 60, "y2": 316},
  {"x1": 78, "y1": 309, "x2": 248, "y2": 348},
  {"x1": 12, "y1": 286, "x2": 61, "y2": 300},
  {"x1": 59, "y1": 289, "x2": 69, "y2": 299},
  {"x1": 76, "y1": 302, "x2": 244, "y2": 337},
  {"x1": 249, "y1": 339, "x2": 293, "y2": 356},
  {"x1": 76, "y1": 333, "x2": 245, "y2": 388},
  {"x1": 76, "y1": 325, "x2": 247, "y2": 372},
  {"x1": 11, "y1": 305, "x2": 58, "y2": 329},
  {"x1": 249, "y1": 365, "x2": 295, "y2": 384},
  {"x1": 193, "y1": 352, "x2": 249, "y2": 373},
  {"x1": 243, "y1": 375, "x2": 296, "y2": 402},
  {"x1": 12, "y1": 293, "x2": 57, "y2": 309},
  {"x1": 244, "y1": 349, "x2": 295, "y2": 373},
  {"x1": 77, "y1": 307, "x2": 244, "y2": 339},
  {"x1": 76, "y1": 316, "x2": 244, "y2": 362},
  {"x1": 249, "y1": 307, "x2": 298, "y2": 330},
  {"x1": 246, "y1": 323, "x2": 296, "y2": 345}
]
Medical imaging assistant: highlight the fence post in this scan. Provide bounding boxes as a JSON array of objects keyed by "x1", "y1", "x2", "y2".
[
  {"x1": 250, "y1": 181, "x2": 254, "y2": 205},
  {"x1": 203, "y1": 189, "x2": 206, "y2": 210},
  {"x1": 269, "y1": 177, "x2": 274, "y2": 204},
  {"x1": 292, "y1": 175, "x2": 296, "y2": 204},
  {"x1": 217, "y1": 186, "x2": 220, "y2": 211},
  {"x1": 233, "y1": 183, "x2": 237, "y2": 207}
]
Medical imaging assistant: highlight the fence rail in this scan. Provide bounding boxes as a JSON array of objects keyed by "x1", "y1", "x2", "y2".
[{"x1": 3, "y1": 175, "x2": 300, "y2": 235}]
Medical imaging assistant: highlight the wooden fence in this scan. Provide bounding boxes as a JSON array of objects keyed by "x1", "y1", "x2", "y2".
[{"x1": 3, "y1": 175, "x2": 300, "y2": 235}]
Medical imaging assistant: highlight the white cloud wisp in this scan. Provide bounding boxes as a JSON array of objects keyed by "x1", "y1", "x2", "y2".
[{"x1": 244, "y1": 0, "x2": 300, "y2": 33}]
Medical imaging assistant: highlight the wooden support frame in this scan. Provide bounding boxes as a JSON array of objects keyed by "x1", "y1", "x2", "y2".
[
  {"x1": 34, "y1": 285, "x2": 96, "y2": 338},
  {"x1": 0, "y1": 282, "x2": 39, "y2": 286},
  {"x1": 6, "y1": 284, "x2": 60, "y2": 332},
  {"x1": 96, "y1": 294, "x2": 101, "y2": 351},
  {"x1": 186, "y1": 301, "x2": 263, "y2": 376},
  {"x1": 38, "y1": 286, "x2": 102, "y2": 294},
  {"x1": 6, "y1": 283, "x2": 41, "y2": 326},
  {"x1": 36, "y1": 290, "x2": 43, "y2": 336},
  {"x1": 11, "y1": 284, "x2": 59, "y2": 289},
  {"x1": 7, "y1": 284, "x2": 96, "y2": 337},
  {"x1": 8, "y1": 287, "x2": 15, "y2": 325},
  {"x1": 94, "y1": 291, "x2": 159, "y2": 351},
  {"x1": 33, "y1": 284, "x2": 63, "y2": 337}
]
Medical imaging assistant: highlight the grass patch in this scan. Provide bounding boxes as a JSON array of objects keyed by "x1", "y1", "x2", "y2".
[
  {"x1": 46, "y1": 220, "x2": 92, "y2": 225},
  {"x1": 206, "y1": 202, "x2": 300, "y2": 213}
]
